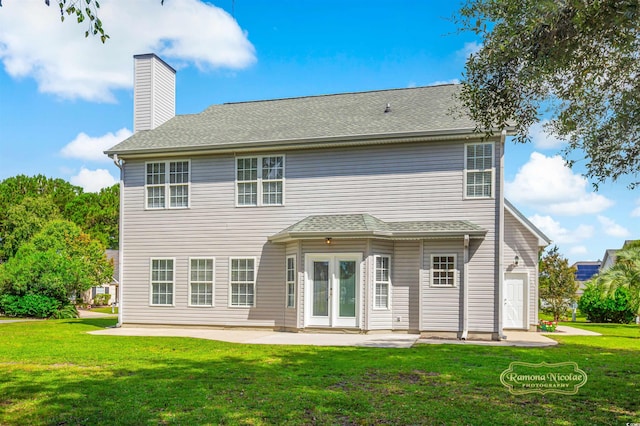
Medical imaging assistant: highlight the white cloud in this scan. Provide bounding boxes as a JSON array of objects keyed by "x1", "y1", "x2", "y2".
[
  {"x1": 60, "y1": 128, "x2": 132, "y2": 162},
  {"x1": 427, "y1": 78, "x2": 460, "y2": 86},
  {"x1": 597, "y1": 215, "x2": 630, "y2": 238},
  {"x1": 529, "y1": 214, "x2": 594, "y2": 244},
  {"x1": 632, "y1": 198, "x2": 640, "y2": 217},
  {"x1": 0, "y1": 0, "x2": 256, "y2": 102},
  {"x1": 569, "y1": 246, "x2": 588, "y2": 256},
  {"x1": 505, "y1": 152, "x2": 614, "y2": 215},
  {"x1": 457, "y1": 41, "x2": 482, "y2": 58},
  {"x1": 528, "y1": 120, "x2": 565, "y2": 149},
  {"x1": 70, "y1": 168, "x2": 117, "y2": 192}
]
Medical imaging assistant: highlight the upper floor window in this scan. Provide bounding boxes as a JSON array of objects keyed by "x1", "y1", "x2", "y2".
[
  {"x1": 431, "y1": 254, "x2": 457, "y2": 287},
  {"x1": 465, "y1": 143, "x2": 494, "y2": 198},
  {"x1": 236, "y1": 155, "x2": 284, "y2": 206},
  {"x1": 374, "y1": 255, "x2": 391, "y2": 309},
  {"x1": 146, "y1": 160, "x2": 190, "y2": 209}
]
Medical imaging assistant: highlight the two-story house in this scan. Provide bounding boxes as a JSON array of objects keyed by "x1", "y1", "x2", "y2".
[{"x1": 106, "y1": 54, "x2": 549, "y2": 340}]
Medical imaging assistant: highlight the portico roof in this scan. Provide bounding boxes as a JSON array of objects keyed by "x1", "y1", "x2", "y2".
[{"x1": 268, "y1": 214, "x2": 487, "y2": 243}]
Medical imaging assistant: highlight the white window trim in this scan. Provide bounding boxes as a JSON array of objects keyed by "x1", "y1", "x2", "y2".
[
  {"x1": 463, "y1": 142, "x2": 495, "y2": 199},
  {"x1": 286, "y1": 255, "x2": 296, "y2": 309},
  {"x1": 430, "y1": 254, "x2": 458, "y2": 288},
  {"x1": 235, "y1": 155, "x2": 285, "y2": 207},
  {"x1": 145, "y1": 160, "x2": 191, "y2": 210},
  {"x1": 149, "y1": 257, "x2": 176, "y2": 306},
  {"x1": 373, "y1": 255, "x2": 391, "y2": 310},
  {"x1": 228, "y1": 257, "x2": 257, "y2": 308},
  {"x1": 188, "y1": 257, "x2": 215, "y2": 307}
]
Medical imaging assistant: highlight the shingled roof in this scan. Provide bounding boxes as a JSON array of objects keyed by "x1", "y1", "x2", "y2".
[
  {"x1": 106, "y1": 84, "x2": 496, "y2": 156},
  {"x1": 268, "y1": 214, "x2": 487, "y2": 242}
]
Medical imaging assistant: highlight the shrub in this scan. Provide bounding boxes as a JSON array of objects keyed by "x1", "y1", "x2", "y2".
[
  {"x1": 0, "y1": 293, "x2": 61, "y2": 318},
  {"x1": 93, "y1": 293, "x2": 111, "y2": 306},
  {"x1": 578, "y1": 284, "x2": 636, "y2": 324},
  {"x1": 50, "y1": 303, "x2": 79, "y2": 319}
]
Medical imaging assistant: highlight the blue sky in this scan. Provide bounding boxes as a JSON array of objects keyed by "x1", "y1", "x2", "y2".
[{"x1": 0, "y1": 0, "x2": 637, "y2": 264}]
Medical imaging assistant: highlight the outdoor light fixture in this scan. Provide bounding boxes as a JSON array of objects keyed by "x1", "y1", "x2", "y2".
[
  {"x1": 325, "y1": 237, "x2": 332, "y2": 245},
  {"x1": 514, "y1": 255, "x2": 519, "y2": 266}
]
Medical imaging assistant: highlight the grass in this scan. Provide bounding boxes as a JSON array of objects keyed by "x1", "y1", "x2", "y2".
[
  {"x1": 0, "y1": 320, "x2": 638, "y2": 425},
  {"x1": 88, "y1": 306, "x2": 118, "y2": 314}
]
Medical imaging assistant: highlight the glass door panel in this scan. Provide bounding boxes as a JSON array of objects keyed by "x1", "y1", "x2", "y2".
[
  {"x1": 338, "y1": 260, "x2": 356, "y2": 318},
  {"x1": 312, "y1": 261, "x2": 329, "y2": 317}
]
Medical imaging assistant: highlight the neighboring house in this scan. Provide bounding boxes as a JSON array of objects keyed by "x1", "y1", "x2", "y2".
[
  {"x1": 571, "y1": 261, "x2": 601, "y2": 297},
  {"x1": 105, "y1": 54, "x2": 550, "y2": 340},
  {"x1": 600, "y1": 249, "x2": 619, "y2": 273},
  {"x1": 83, "y1": 249, "x2": 119, "y2": 305},
  {"x1": 600, "y1": 239, "x2": 639, "y2": 273}
]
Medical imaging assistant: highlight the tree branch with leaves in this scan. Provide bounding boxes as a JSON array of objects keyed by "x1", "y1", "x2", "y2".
[
  {"x1": 456, "y1": 0, "x2": 640, "y2": 188},
  {"x1": 0, "y1": 0, "x2": 165, "y2": 43}
]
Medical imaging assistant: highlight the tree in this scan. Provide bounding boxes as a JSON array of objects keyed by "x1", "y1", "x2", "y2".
[
  {"x1": 456, "y1": 0, "x2": 640, "y2": 188},
  {"x1": 1, "y1": 196, "x2": 60, "y2": 260},
  {"x1": 539, "y1": 246, "x2": 578, "y2": 321},
  {"x1": 598, "y1": 244, "x2": 640, "y2": 317},
  {"x1": 0, "y1": 220, "x2": 113, "y2": 304},
  {"x1": 64, "y1": 184, "x2": 119, "y2": 249},
  {"x1": 0, "y1": 175, "x2": 82, "y2": 262},
  {"x1": 0, "y1": 0, "x2": 165, "y2": 43}
]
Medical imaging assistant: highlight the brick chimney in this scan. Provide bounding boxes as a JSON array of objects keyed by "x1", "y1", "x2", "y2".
[{"x1": 133, "y1": 53, "x2": 176, "y2": 133}]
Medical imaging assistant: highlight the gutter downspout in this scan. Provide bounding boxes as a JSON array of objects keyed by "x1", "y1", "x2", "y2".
[
  {"x1": 461, "y1": 234, "x2": 470, "y2": 340},
  {"x1": 112, "y1": 154, "x2": 125, "y2": 328},
  {"x1": 497, "y1": 129, "x2": 507, "y2": 340}
]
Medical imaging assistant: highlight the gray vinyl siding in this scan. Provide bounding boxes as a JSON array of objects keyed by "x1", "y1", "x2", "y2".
[
  {"x1": 422, "y1": 240, "x2": 464, "y2": 332},
  {"x1": 504, "y1": 210, "x2": 540, "y2": 327},
  {"x1": 120, "y1": 139, "x2": 501, "y2": 330},
  {"x1": 392, "y1": 241, "x2": 420, "y2": 331},
  {"x1": 133, "y1": 55, "x2": 175, "y2": 132}
]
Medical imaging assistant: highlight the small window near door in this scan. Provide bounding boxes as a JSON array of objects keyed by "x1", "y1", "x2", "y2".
[
  {"x1": 374, "y1": 255, "x2": 391, "y2": 309},
  {"x1": 286, "y1": 255, "x2": 296, "y2": 308},
  {"x1": 431, "y1": 254, "x2": 457, "y2": 287}
]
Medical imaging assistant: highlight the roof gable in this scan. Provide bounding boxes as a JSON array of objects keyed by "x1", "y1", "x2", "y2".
[{"x1": 504, "y1": 199, "x2": 551, "y2": 247}]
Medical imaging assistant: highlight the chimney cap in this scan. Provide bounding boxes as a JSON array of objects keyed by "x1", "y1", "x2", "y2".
[{"x1": 133, "y1": 53, "x2": 176, "y2": 74}]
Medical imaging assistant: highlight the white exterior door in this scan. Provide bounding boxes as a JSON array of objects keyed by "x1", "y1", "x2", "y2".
[
  {"x1": 305, "y1": 254, "x2": 361, "y2": 328},
  {"x1": 504, "y1": 273, "x2": 527, "y2": 329}
]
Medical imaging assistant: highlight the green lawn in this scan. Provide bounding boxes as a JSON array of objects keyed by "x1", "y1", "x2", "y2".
[
  {"x1": 0, "y1": 320, "x2": 638, "y2": 425},
  {"x1": 88, "y1": 306, "x2": 118, "y2": 314}
]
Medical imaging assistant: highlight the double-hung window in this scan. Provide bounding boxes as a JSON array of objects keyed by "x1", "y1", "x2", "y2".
[
  {"x1": 230, "y1": 258, "x2": 255, "y2": 307},
  {"x1": 236, "y1": 156, "x2": 284, "y2": 206},
  {"x1": 150, "y1": 259, "x2": 174, "y2": 305},
  {"x1": 431, "y1": 255, "x2": 457, "y2": 287},
  {"x1": 374, "y1": 256, "x2": 391, "y2": 309},
  {"x1": 146, "y1": 160, "x2": 190, "y2": 208},
  {"x1": 286, "y1": 256, "x2": 296, "y2": 308},
  {"x1": 189, "y1": 258, "x2": 214, "y2": 306},
  {"x1": 465, "y1": 143, "x2": 494, "y2": 198}
]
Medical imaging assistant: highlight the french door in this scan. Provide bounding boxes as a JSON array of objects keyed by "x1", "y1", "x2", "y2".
[{"x1": 305, "y1": 254, "x2": 361, "y2": 328}]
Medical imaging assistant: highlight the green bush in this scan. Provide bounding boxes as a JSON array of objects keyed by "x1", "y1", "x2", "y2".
[
  {"x1": 93, "y1": 293, "x2": 111, "y2": 306},
  {"x1": 50, "y1": 303, "x2": 79, "y2": 319},
  {"x1": 0, "y1": 293, "x2": 61, "y2": 318},
  {"x1": 578, "y1": 284, "x2": 636, "y2": 324}
]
